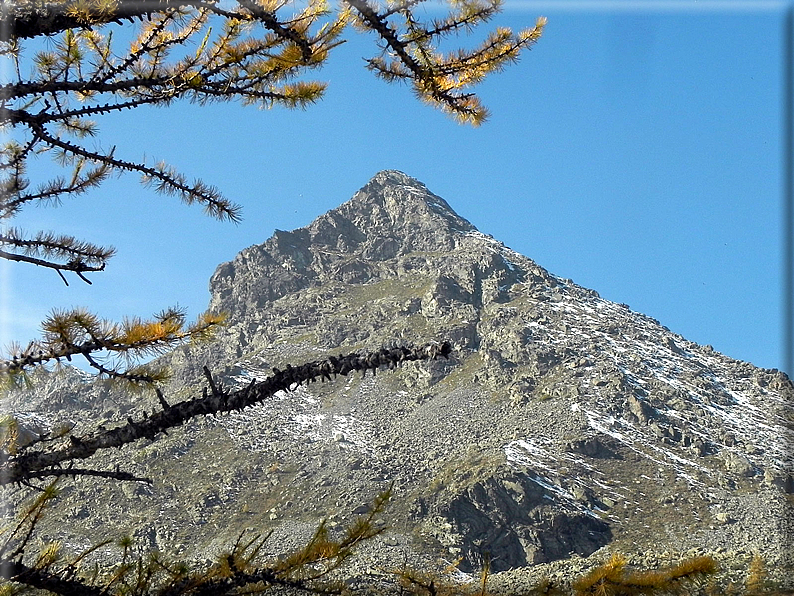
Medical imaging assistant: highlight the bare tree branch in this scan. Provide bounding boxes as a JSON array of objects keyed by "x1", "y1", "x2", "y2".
[{"x1": 1, "y1": 342, "x2": 452, "y2": 486}]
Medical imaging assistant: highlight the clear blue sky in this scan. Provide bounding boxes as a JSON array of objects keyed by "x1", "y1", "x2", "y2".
[{"x1": 1, "y1": 0, "x2": 790, "y2": 374}]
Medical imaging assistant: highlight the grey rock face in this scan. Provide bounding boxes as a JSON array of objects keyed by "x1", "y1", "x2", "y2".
[
  {"x1": 208, "y1": 170, "x2": 477, "y2": 319},
  {"x1": 419, "y1": 471, "x2": 612, "y2": 572},
  {"x1": 5, "y1": 170, "x2": 793, "y2": 588}
]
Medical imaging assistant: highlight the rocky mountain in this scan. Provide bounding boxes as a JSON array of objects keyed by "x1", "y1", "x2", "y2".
[{"x1": 5, "y1": 170, "x2": 794, "y2": 591}]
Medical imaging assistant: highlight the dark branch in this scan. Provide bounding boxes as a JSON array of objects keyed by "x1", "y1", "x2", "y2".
[
  {"x1": 344, "y1": 0, "x2": 474, "y2": 116},
  {"x1": 4, "y1": 0, "x2": 205, "y2": 40},
  {"x1": 345, "y1": 0, "x2": 421, "y2": 77},
  {"x1": 81, "y1": 351, "x2": 159, "y2": 384},
  {"x1": 1, "y1": 342, "x2": 452, "y2": 485},
  {"x1": 237, "y1": 0, "x2": 315, "y2": 63},
  {"x1": 27, "y1": 121, "x2": 241, "y2": 221},
  {"x1": 23, "y1": 466, "x2": 152, "y2": 484},
  {"x1": 0, "y1": 558, "x2": 105, "y2": 596},
  {"x1": 1, "y1": 76, "x2": 173, "y2": 103},
  {"x1": 162, "y1": 567, "x2": 320, "y2": 596},
  {"x1": 0, "y1": 248, "x2": 105, "y2": 280}
]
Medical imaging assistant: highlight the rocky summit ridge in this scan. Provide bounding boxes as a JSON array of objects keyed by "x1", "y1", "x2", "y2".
[
  {"x1": 207, "y1": 170, "x2": 476, "y2": 319},
  {"x1": 5, "y1": 170, "x2": 794, "y2": 591}
]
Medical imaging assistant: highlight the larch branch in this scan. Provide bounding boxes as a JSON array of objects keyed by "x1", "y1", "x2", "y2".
[{"x1": 0, "y1": 342, "x2": 452, "y2": 485}]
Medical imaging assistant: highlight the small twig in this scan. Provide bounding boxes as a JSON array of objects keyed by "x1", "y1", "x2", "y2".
[
  {"x1": 75, "y1": 271, "x2": 92, "y2": 285},
  {"x1": 155, "y1": 387, "x2": 170, "y2": 409},
  {"x1": 203, "y1": 365, "x2": 222, "y2": 397},
  {"x1": 55, "y1": 269, "x2": 69, "y2": 285}
]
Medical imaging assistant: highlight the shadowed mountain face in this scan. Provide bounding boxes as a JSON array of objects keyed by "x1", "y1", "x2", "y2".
[{"x1": 6, "y1": 171, "x2": 794, "y2": 584}]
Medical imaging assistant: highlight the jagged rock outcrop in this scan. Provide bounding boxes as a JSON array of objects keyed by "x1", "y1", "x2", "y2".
[
  {"x1": 5, "y1": 170, "x2": 793, "y2": 589},
  {"x1": 208, "y1": 171, "x2": 478, "y2": 318}
]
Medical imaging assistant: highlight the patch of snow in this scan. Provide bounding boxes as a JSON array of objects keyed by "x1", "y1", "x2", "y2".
[{"x1": 504, "y1": 439, "x2": 613, "y2": 519}]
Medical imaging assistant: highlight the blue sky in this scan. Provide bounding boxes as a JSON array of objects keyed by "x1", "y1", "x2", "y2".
[{"x1": 1, "y1": 0, "x2": 790, "y2": 374}]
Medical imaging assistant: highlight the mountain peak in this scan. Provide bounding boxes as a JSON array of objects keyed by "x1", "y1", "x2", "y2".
[
  {"x1": 328, "y1": 169, "x2": 476, "y2": 240},
  {"x1": 209, "y1": 171, "x2": 488, "y2": 313},
  {"x1": 367, "y1": 169, "x2": 419, "y2": 185}
]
